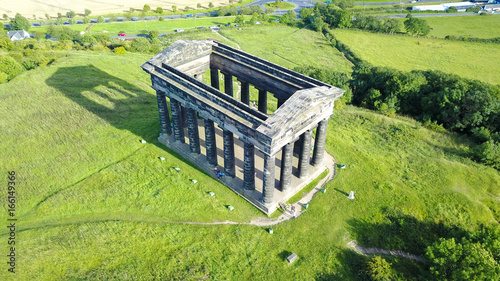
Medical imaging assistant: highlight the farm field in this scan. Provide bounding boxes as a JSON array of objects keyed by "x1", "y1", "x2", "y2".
[
  {"x1": 332, "y1": 29, "x2": 500, "y2": 85},
  {"x1": 1, "y1": 0, "x2": 227, "y2": 19},
  {"x1": 423, "y1": 15, "x2": 500, "y2": 39}
]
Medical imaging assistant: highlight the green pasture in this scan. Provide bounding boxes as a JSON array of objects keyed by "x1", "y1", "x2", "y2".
[
  {"x1": 423, "y1": 15, "x2": 500, "y2": 39},
  {"x1": 90, "y1": 16, "x2": 247, "y2": 34},
  {"x1": 0, "y1": 27, "x2": 499, "y2": 279},
  {"x1": 332, "y1": 29, "x2": 500, "y2": 85},
  {"x1": 220, "y1": 25, "x2": 354, "y2": 74}
]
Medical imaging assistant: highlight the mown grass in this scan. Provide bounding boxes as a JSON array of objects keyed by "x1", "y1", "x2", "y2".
[
  {"x1": 332, "y1": 28, "x2": 500, "y2": 85},
  {"x1": 0, "y1": 27, "x2": 499, "y2": 279}
]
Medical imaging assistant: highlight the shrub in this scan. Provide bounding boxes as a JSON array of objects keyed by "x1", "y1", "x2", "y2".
[
  {"x1": 0, "y1": 56, "x2": 24, "y2": 80},
  {"x1": 114, "y1": 46, "x2": 127, "y2": 54},
  {"x1": 0, "y1": 72, "x2": 8, "y2": 83}
]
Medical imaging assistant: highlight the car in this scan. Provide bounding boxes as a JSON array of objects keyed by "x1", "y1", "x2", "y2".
[
  {"x1": 119, "y1": 33, "x2": 126, "y2": 36},
  {"x1": 175, "y1": 29, "x2": 184, "y2": 32},
  {"x1": 198, "y1": 26, "x2": 206, "y2": 29},
  {"x1": 131, "y1": 17, "x2": 139, "y2": 21},
  {"x1": 186, "y1": 14, "x2": 194, "y2": 17}
]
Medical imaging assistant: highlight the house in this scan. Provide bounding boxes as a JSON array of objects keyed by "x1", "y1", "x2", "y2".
[
  {"x1": 483, "y1": 3, "x2": 500, "y2": 11},
  {"x1": 7, "y1": 29, "x2": 30, "y2": 41}
]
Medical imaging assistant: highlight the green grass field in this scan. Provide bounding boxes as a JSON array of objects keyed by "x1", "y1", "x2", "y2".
[
  {"x1": 424, "y1": 15, "x2": 500, "y2": 39},
  {"x1": 220, "y1": 25, "x2": 354, "y2": 74},
  {"x1": 0, "y1": 27, "x2": 499, "y2": 279},
  {"x1": 332, "y1": 29, "x2": 500, "y2": 85}
]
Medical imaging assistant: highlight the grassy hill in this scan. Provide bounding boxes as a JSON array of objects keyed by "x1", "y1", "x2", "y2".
[
  {"x1": 0, "y1": 31, "x2": 499, "y2": 279},
  {"x1": 332, "y1": 29, "x2": 500, "y2": 85}
]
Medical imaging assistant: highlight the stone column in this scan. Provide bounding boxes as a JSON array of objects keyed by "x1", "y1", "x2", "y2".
[
  {"x1": 186, "y1": 108, "x2": 200, "y2": 154},
  {"x1": 298, "y1": 130, "x2": 312, "y2": 178},
  {"x1": 210, "y1": 67, "x2": 219, "y2": 90},
  {"x1": 170, "y1": 99, "x2": 185, "y2": 143},
  {"x1": 204, "y1": 119, "x2": 217, "y2": 166},
  {"x1": 312, "y1": 119, "x2": 328, "y2": 166},
  {"x1": 280, "y1": 143, "x2": 293, "y2": 193},
  {"x1": 223, "y1": 130, "x2": 235, "y2": 178},
  {"x1": 243, "y1": 142, "x2": 255, "y2": 190},
  {"x1": 156, "y1": 91, "x2": 172, "y2": 135},
  {"x1": 277, "y1": 97, "x2": 286, "y2": 108},
  {"x1": 224, "y1": 73, "x2": 233, "y2": 97},
  {"x1": 241, "y1": 81, "x2": 250, "y2": 105},
  {"x1": 258, "y1": 89, "x2": 267, "y2": 114},
  {"x1": 180, "y1": 106, "x2": 188, "y2": 127},
  {"x1": 262, "y1": 154, "x2": 275, "y2": 204}
]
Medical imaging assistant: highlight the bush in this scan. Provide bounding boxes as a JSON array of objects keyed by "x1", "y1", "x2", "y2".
[
  {"x1": 114, "y1": 46, "x2": 127, "y2": 54},
  {"x1": 0, "y1": 72, "x2": 8, "y2": 84},
  {"x1": 0, "y1": 56, "x2": 24, "y2": 80}
]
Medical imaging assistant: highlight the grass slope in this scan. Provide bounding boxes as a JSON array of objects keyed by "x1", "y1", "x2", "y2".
[
  {"x1": 424, "y1": 15, "x2": 500, "y2": 39},
  {"x1": 220, "y1": 25, "x2": 354, "y2": 74},
  {"x1": 333, "y1": 29, "x2": 500, "y2": 85},
  {"x1": 0, "y1": 34, "x2": 499, "y2": 279}
]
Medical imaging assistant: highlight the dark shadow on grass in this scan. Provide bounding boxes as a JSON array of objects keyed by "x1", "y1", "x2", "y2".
[
  {"x1": 278, "y1": 250, "x2": 293, "y2": 262},
  {"x1": 333, "y1": 188, "x2": 348, "y2": 196},
  {"x1": 46, "y1": 64, "x2": 158, "y2": 141},
  {"x1": 347, "y1": 213, "x2": 469, "y2": 256}
]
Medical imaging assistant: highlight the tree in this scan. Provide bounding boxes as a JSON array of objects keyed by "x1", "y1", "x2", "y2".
[
  {"x1": 446, "y1": 6, "x2": 458, "y2": 13},
  {"x1": 234, "y1": 14, "x2": 244, "y2": 24},
  {"x1": 240, "y1": 6, "x2": 252, "y2": 15},
  {"x1": 129, "y1": 8, "x2": 135, "y2": 13},
  {"x1": 311, "y1": 16, "x2": 324, "y2": 32},
  {"x1": 335, "y1": 9, "x2": 352, "y2": 28},
  {"x1": 97, "y1": 16, "x2": 105, "y2": 23},
  {"x1": 149, "y1": 30, "x2": 159, "y2": 39},
  {"x1": 197, "y1": 3, "x2": 202, "y2": 9},
  {"x1": 265, "y1": 7, "x2": 275, "y2": 14},
  {"x1": 83, "y1": 17, "x2": 90, "y2": 24},
  {"x1": 143, "y1": 4, "x2": 151, "y2": 13},
  {"x1": 45, "y1": 13, "x2": 50, "y2": 20},
  {"x1": 85, "y1": 9, "x2": 92, "y2": 17},
  {"x1": 172, "y1": 5, "x2": 177, "y2": 13},
  {"x1": 156, "y1": 7, "x2": 163, "y2": 14},
  {"x1": 130, "y1": 37, "x2": 151, "y2": 53},
  {"x1": 427, "y1": 238, "x2": 500, "y2": 280},
  {"x1": 3, "y1": 14, "x2": 9, "y2": 20},
  {"x1": 158, "y1": 16, "x2": 164, "y2": 21},
  {"x1": 69, "y1": 18, "x2": 76, "y2": 25},
  {"x1": 185, "y1": 6, "x2": 191, "y2": 12},
  {"x1": 299, "y1": 8, "x2": 313, "y2": 23},
  {"x1": 68, "y1": 11, "x2": 76, "y2": 18},
  {"x1": 404, "y1": 15, "x2": 430, "y2": 37},
  {"x1": 367, "y1": 256, "x2": 396, "y2": 281},
  {"x1": 209, "y1": 2, "x2": 214, "y2": 8},
  {"x1": 250, "y1": 5, "x2": 263, "y2": 14},
  {"x1": 284, "y1": 9, "x2": 296, "y2": 25},
  {"x1": 10, "y1": 13, "x2": 31, "y2": 31},
  {"x1": 57, "y1": 12, "x2": 63, "y2": 19}
]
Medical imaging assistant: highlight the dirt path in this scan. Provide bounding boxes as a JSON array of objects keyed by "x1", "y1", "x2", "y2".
[{"x1": 347, "y1": 240, "x2": 423, "y2": 261}]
